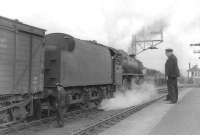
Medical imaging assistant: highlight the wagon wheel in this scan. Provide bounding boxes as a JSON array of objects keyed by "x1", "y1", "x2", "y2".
[
  {"x1": 12, "y1": 106, "x2": 27, "y2": 121},
  {"x1": 0, "y1": 110, "x2": 12, "y2": 124}
]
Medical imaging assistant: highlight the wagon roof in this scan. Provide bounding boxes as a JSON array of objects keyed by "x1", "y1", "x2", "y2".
[{"x1": 0, "y1": 16, "x2": 46, "y2": 31}]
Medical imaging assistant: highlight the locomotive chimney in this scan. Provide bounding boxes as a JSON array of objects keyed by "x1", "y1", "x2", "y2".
[{"x1": 129, "y1": 54, "x2": 136, "y2": 59}]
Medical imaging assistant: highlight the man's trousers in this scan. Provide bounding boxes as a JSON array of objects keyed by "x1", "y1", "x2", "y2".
[{"x1": 167, "y1": 77, "x2": 178, "y2": 103}]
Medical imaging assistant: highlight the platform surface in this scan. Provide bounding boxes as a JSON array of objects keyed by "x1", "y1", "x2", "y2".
[
  {"x1": 100, "y1": 88, "x2": 199, "y2": 135},
  {"x1": 149, "y1": 87, "x2": 200, "y2": 135}
]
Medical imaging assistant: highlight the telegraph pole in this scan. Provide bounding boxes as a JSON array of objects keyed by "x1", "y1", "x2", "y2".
[
  {"x1": 188, "y1": 62, "x2": 191, "y2": 80},
  {"x1": 131, "y1": 35, "x2": 137, "y2": 55},
  {"x1": 190, "y1": 43, "x2": 200, "y2": 57}
]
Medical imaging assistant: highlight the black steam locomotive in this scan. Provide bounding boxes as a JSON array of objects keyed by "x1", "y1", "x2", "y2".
[{"x1": 44, "y1": 33, "x2": 144, "y2": 108}]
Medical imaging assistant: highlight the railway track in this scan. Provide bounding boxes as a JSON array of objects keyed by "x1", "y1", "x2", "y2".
[
  {"x1": 0, "y1": 87, "x2": 169, "y2": 135},
  {"x1": 71, "y1": 93, "x2": 166, "y2": 135},
  {"x1": 0, "y1": 109, "x2": 85, "y2": 135}
]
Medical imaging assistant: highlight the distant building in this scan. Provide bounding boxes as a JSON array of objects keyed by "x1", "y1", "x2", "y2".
[{"x1": 188, "y1": 65, "x2": 200, "y2": 84}]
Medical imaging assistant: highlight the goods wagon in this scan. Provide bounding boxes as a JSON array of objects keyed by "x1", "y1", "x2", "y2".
[
  {"x1": 0, "y1": 16, "x2": 45, "y2": 124},
  {"x1": 44, "y1": 33, "x2": 122, "y2": 107}
]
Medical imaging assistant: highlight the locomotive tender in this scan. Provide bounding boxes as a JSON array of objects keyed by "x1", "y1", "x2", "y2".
[{"x1": 0, "y1": 16, "x2": 144, "y2": 125}]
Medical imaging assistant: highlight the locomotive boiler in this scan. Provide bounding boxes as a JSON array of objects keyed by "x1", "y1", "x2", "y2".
[{"x1": 118, "y1": 50, "x2": 144, "y2": 89}]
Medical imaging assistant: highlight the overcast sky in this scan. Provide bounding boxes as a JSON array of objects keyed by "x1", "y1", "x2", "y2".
[{"x1": 1, "y1": 0, "x2": 200, "y2": 75}]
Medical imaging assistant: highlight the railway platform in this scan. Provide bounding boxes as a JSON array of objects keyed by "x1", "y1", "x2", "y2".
[{"x1": 99, "y1": 87, "x2": 200, "y2": 135}]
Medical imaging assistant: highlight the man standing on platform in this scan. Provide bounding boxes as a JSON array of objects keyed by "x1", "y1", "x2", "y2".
[
  {"x1": 55, "y1": 82, "x2": 66, "y2": 127},
  {"x1": 165, "y1": 49, "x2": 180, "y2": 104}
]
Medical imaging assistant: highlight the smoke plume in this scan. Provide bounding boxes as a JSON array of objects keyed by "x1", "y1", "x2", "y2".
[
  {"x1": 99, "y1": 82, "x2": 158, "y2": 111},
  {"x1": 135, "y1": 18, "x2": 168, "y2": 41}
]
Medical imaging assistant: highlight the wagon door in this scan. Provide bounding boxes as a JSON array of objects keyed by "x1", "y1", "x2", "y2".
[{"x1": 0, "y1": 26, "x2": 16, "y2": 94}]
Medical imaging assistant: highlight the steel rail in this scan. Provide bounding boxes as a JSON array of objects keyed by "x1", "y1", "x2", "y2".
[
  {"x1": 72, "y1": 93, "x2": 166, "y2": 135},
  {"x1": 0, "y1": 109, "x2": 83, "y2": 134}
]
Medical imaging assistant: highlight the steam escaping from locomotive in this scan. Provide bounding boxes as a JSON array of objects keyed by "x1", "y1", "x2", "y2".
[{"x1": 99, "y1": 82, "x2": 158, "y2": 111}]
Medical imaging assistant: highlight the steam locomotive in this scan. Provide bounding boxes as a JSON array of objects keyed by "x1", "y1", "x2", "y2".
[
  {"x1": 44, "y1": 33, "x2": 144, "y2": 109},
  {"x1": 0, "y1": 16, "x2": 156, "y2": 125}
]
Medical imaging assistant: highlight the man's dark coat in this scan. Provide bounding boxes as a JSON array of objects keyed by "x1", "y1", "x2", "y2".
[{"x1": 165, "y1": 54, "x2": 180, "y2": 78}]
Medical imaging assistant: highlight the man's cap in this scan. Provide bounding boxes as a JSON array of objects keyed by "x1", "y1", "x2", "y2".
[{"x1": 165, "y1": 48, "x2": 173, "y2": 52}]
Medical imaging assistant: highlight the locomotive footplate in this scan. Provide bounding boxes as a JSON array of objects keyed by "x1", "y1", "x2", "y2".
[{"x1": 122, "y1": 73, "x2": 144, "y2": 77}]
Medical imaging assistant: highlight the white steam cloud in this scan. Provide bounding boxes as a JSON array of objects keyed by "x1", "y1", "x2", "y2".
[{"x1": 99, "y1": 82, "x2": 158, "y2": 111}]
